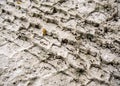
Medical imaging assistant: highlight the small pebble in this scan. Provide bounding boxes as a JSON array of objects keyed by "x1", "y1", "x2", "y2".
[
  {"x1": 42, "y1": 28, "x2": 47, "y2": 36},
  {"x1": 17, "y1": 0, "x2": 22, "y2": 4}
]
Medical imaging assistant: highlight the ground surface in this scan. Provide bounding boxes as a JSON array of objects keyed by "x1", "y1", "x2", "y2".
[{"x1": 0, "y1": 0, "x2": 120, "y2": 86}]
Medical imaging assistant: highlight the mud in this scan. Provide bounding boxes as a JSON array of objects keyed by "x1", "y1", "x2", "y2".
[{"x1": 0, "y1": 0, "x2": 120, "y2": 86}]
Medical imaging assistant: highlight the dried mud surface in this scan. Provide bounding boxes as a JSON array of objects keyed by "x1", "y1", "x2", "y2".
[{"x1": 0, "y1": 0, "x2": 120, "y2": 86}]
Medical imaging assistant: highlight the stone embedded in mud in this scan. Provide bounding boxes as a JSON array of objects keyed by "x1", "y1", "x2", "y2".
[
  {"x1": 87, "y1": 12, "x2": 107, "y2": 23},
  {"x1": 0, "y1": 54, "x2": 9, "y2": 68},
  {"x1": 101, "y1": 51, "x2": 116, "y2": 63}
]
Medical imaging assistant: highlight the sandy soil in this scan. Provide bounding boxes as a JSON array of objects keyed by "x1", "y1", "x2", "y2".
[{"x1": 0, "y1": 0, "x2": 120, "y2": 86}]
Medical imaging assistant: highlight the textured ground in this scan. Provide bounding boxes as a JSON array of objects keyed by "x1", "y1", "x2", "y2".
[{"x1": 0, "y1": 0, "x2": 120, "y2": 86}]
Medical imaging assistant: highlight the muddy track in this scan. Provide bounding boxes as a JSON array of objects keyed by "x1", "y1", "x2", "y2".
[{"x1": 0, "y1": 0, "x2": 120, "y2": 86}]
